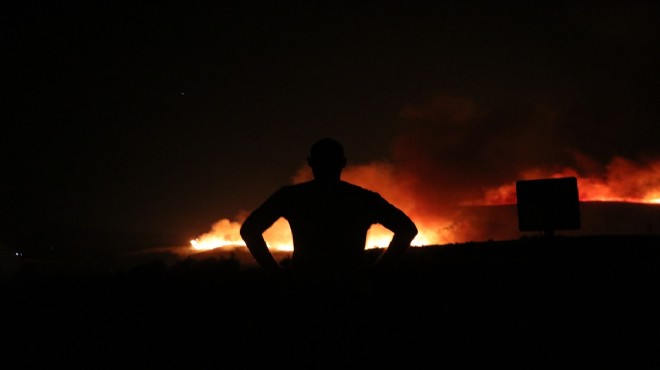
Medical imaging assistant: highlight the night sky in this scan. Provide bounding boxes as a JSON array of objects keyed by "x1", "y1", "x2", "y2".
[{"x1": 2, "y1": 1, "x2": 659, "y2": 251}]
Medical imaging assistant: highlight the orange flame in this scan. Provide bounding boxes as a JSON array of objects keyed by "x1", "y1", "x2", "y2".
[
  {"x1": 191, "y1": 156, "x2": 660, "y2": 252},
  {"x1": 474, "y1": 156, "x2": 660, "y2": 206}
]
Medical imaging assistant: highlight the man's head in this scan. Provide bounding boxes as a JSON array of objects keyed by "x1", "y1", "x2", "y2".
[{"x1": 307, "y1": 138, "x2": 347, "y2": 181}]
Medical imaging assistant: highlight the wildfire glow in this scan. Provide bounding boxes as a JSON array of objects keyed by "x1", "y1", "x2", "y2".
[
  {"x1": 191, "y1": 155, "x2": 660, "y2": 253},
  {"x1": 191, "y1": 218, "x2": 432, "y2": 252}
]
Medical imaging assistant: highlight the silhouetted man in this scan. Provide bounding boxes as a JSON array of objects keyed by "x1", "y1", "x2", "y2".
[{"x1": 240, "y1": 138, "x2": 418, "y2": 280}]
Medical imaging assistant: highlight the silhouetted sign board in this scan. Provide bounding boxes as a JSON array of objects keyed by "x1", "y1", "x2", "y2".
[{"x1": 516, "y1": 177, "x2": 581, "y2": 233}]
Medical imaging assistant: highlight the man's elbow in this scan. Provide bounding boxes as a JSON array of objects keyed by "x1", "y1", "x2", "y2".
[
  {"x1": 398, "y1": 221, "x2": 418, "y2": 242},
  {"x1": 408, "y1": 223, "x2": 419, "y2": 240},
  {"x1": 239, "y1": 222, "x2": 258, "y2": 243}
]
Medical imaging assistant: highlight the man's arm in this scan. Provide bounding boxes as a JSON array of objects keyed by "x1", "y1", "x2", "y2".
[
  {"x1": 373, "y1": 201, "x2": 418, "y2": 269},
  {"x1": 239, "y1": 195, "x2": 286, "y2": 274}
]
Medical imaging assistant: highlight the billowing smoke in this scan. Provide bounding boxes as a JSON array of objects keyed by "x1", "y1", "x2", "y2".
[
  {"x1": 192, "y1": 94, "x2": 660, "y2": 251},
  {"x1": 395, "y1": 94, "x2": 580, "y2": 204},
  {"x1": 360, "y1": 95, "x2": 660, "y2": 243},
  {"x1": 385, "y1": 93, "x2": 585, "y2": 242},
  {"x1": 309, "y1": 94, "x2": 659, "y2": 243}
]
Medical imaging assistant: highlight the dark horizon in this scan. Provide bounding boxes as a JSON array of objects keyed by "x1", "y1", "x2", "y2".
[
  {"x1": 2, "y1": 200, "x2": 658, "y2": 265},
  {"x1": 3, "y1": 230, "x2": 659, "y2": 368}
]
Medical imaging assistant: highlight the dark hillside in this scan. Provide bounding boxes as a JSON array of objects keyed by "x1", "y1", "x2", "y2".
[{"x1": 3, "y1": 235, "x2": 659, "y2": 369}]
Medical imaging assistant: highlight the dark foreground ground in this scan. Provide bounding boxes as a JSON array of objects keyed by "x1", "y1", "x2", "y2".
[{"x1": 2, "y1": 235, "x2": 660, "y2": 369}]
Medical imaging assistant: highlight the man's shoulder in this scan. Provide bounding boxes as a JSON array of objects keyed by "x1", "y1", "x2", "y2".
[
  {"x1": 277, "y1": 180, "x2": 382, "y2": 199},
  {"x1": 339, "y1": 180, "x2": 375, "y2": 192},
  {"x1": 338, "y1": 181, "x2": 385, "y2": 200},
  {"x1": 273, "y1": 181, "x2": 315, "y2": 197}
]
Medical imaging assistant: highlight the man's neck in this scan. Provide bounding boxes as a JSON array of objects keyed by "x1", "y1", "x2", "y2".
[{"x1": 313, "y1": 176, "x2": 341, "y2": 183}]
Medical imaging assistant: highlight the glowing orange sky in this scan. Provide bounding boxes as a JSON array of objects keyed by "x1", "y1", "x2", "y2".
[
  {"x1": 191, "y1": 153, "x2": 660, "y2": 252},
  {"x1": 191, "y1": 92, "x2": 660, "y2": 253}
]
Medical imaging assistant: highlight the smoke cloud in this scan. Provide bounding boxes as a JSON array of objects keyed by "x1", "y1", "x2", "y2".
[{"x1": 194, "y1": 94, "x2": 660, "y2": 250}]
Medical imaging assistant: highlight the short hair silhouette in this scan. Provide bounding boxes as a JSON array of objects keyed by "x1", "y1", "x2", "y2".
[
  {"x1": 240, "y1": 137, "x2": 418, "y2": 279},
  {"x1": 307, "y1": 138, "x2": 347, "y2": 181}
]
